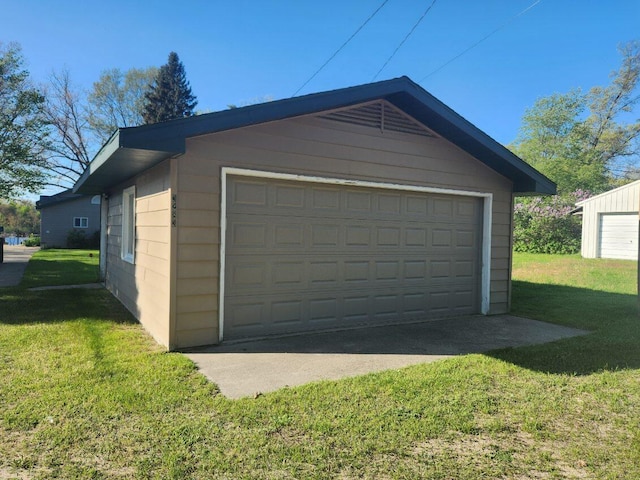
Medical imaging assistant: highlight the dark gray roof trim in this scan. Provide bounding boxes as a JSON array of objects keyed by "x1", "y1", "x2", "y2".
[
  {"x1": 36, "y1": 189, "x2": 86, "y2": 210},
  {"x1": 74, "y1": 76, "x2": 556, "y2": 195}
]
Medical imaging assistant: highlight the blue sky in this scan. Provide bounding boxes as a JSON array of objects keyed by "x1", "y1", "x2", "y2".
[{"x1": 4, "y1": 0, "x2": 639, "y2": 147}]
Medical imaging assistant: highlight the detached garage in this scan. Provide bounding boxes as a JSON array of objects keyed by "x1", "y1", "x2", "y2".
[
  {"x1": 73, "y1": 76, "x2": 555, "y2": 350},
  {"x1": 576, "y1": 180, "x2": 640, "y2": 260}
]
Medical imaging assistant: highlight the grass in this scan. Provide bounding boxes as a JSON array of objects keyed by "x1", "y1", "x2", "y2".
[
  {"x1": 20, "y1": 249, "x2": 100, "y2": 288},
  {"x1": 0, "y1": 252, "x2": 639, "y2": 478}
]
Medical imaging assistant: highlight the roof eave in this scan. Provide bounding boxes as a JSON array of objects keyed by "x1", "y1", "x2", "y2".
[
  {"x1": 73, "y1": 76, "x2": 556, "y2": 196},
  {"x1": 74, "y1": 129, "x2": 183, "y2": 194}
]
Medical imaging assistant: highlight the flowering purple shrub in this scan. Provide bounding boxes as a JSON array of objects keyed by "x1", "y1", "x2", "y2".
[{"x1": 513, "y1": 190, "x2": 590, "y2": 254}]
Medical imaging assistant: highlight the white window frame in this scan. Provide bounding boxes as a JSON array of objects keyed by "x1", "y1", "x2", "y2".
[
  {"x1": 73, "y1": 217, "x2": 89, "y2": 229},
  {"x1": 121, "y1": 186, "x2": 136, "y2": 264}
]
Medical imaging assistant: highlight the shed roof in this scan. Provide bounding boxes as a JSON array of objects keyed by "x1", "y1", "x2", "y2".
[
  {"x1": 74, "y1": 76, "x2": 556, "y2": 195},
  {"x1": 575, "y1": 179, "x2": 640, "y2": 207}
]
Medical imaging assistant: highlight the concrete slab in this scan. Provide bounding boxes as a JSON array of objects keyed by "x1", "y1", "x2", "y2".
[
  {"x1": 0, "y1": 246, "x2": 39, "y2": 287},
  {"x1": 185, "y1": 315, "x2": 588, "y2": 399}
]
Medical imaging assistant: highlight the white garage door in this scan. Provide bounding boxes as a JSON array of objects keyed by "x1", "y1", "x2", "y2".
[
  {"x1": 223, "y1": 175, "x2": 483, "y2": 340},
  {"x1": 599, "y1": 213, "x2": 638, "y2": 260}
]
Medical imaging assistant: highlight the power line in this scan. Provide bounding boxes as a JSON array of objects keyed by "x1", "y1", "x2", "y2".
[
  {"x1": 371, "y1": 0, "x2": 438, "y2": 82},
  {"x1": 418, "y1": 0, "x2": 541, "y2": 83},
  {"x1": 292, "y1": 0, "x2": 390, "y2": 97}
]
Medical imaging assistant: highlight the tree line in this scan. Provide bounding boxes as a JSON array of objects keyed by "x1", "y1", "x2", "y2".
[
  {"x1": 0, "y1": 46, "x2": 197, "y2": 198},
  {"x1": 0, "y1": 200, "x2": 39, "y2": 236}
]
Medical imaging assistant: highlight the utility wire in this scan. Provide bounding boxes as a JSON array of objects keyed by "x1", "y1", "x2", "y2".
[
  {"x1": 419, "y1": 0, "x2": 542, "y2": 83},
  {"x1": 371, "y1": 0, "x2": 438, "y2": 81},
  {"x1": 292, "y1": 0, "x2": 390, "y2": 97}
]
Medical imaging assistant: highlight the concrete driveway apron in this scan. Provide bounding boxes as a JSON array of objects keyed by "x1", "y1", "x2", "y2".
[{"x1": 185, "y1": 315, "x2": 587, "y2": 399}]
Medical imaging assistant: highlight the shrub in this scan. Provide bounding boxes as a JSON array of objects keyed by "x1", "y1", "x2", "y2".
[
  {"x1": 87, "y1": 230, "x2": 100, "y2": 249},
  {"x1": 66, "y1": 229, "x2": 101, "y2": 249},
  {"x1": 23, "y1": 235, "x2": 40, "y2": 247},
  {"x1": 66, "y1": 229, "x2": 87, "y2": 249},
  {"x1": 513, "y1": 190, "x2": 589, "y2": 254}
]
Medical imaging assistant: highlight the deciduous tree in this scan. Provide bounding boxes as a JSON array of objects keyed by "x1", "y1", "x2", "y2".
[
  {"x1": 0, "y1": 43, "x2": 48, "y2": 198},
  {"x1": 511, "y1": 41, "x2": 640, "y2": 194},
  {"x1": 41, "y1": 69, "x2": 92, "y2": 189},
  {"x1": 87, "y1": 66, "x2": 157, "y2": 143}
]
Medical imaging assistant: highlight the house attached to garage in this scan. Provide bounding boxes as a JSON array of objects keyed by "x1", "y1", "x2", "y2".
[
  {"x1": 73, "y1": 76, "x2": 555, "y2": 350},
  {"x1": 575, "y1": 180, "x2": 639, "y2": 261}
]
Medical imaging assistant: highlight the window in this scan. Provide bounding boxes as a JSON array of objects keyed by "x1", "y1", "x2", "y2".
[
  {"x1": 73, "y1": 217, "x2": 89, "y2": 228},
  {"x1": 121, "y1": 186, "x2": 136, "y2": 264}
]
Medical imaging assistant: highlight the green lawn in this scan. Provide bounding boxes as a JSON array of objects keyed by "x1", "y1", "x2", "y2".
[
  {"x1": 0, "y1": 252, "x2": 638, "y2": 478},
  {"x1": 20, "y1": 249, "x2": 100, "y2": 288}
]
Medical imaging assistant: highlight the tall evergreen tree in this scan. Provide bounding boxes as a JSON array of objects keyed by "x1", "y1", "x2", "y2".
[{"x1": 142, "y1": 52, "x2": 197, "y2": 124}]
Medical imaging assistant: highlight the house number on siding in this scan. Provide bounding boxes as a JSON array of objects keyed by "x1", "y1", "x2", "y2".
[{"x1": 171, "y1": 194, "x2": 177, "y2": 227}]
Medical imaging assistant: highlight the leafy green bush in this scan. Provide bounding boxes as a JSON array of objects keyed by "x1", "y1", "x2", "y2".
[
  {"x1": 23, "y1": 235, "x2": 40, "y2": 247},
  {"x1": 66, "y1": 229, "x2": 86, "y2": 249},
  {"x1": 66, "y1": 230, "x2": 101, "y2": 249},
  {"x1": 513, "y1": 191, "x2": 589, "y2": 254}
]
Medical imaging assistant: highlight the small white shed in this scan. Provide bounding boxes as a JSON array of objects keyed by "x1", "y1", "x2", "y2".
[{"x1": 576, "y1": 180, "x2": 640, "y2": 260}]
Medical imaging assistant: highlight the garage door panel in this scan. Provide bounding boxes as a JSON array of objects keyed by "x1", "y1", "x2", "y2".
[
  {"x1": 225, "y1": 283, "x2": 479, "y2": 337},
  {"x1": 309, "y1": 261, "x2": 339, "y2": 285},
  {"x1": 274, "y1": 224, "x2": 304, "y2": 247},
  {"x1": 457, "y1": 199, "x2": 478, "y2": 217},
  {"x1": 309, "y1": 298, "x2": 338, "y2": 321},
  {"x1": 225, "y1": 176, "x2": 482, "y2": 339},
  {"x1": 346, "y1": 190, "x2": 373, "y2": 211},
  {"x1": 229, "y1": 185, "x2": 477, "y2": 224},
  {"x1": 227, "y1": 216, "x2": 474, "y2": 252},
  {"x1": 433, "y1": 198, "x2": 454, "y2": 216},
  {"x1": 230, "y1": 222, "x2": 267, "y2": 247},
  {"x1": 274, "y1": 184, "x2": 305, "y2": 207},
  {"x1": 227, "y1": 255, "x2": 476, "y2": 293},
  {"x1": 232, "y1": 180, "x2": 267, "y2": 206},
  {"x1": 272, "y1": 261, "x2": 304, "y2": 286},
  {"x1": 599, "y1": 213, "x2": 638, "y2": 260},
  {"x1": 230, "y1": 263, "x2": 265, "y2": 287}
]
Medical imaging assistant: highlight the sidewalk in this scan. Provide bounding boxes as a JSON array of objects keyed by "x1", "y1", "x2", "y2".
[{"x1": 0, "y1": 245, "x2": 40, "y2": 287}]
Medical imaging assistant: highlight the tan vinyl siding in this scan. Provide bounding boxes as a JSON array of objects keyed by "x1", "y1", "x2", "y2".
[
  {"x1": 104, "y1": 162, "x2": 172, "y2": 347},
  {"x1": 173, "y1": 113, "x2": 513, "y2": 347},
  {"x1": 579, "y1": 180, "x2": 640, "y2": 258}
]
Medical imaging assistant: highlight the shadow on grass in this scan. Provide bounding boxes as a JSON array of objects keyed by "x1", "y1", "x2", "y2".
[
  {"x1": 3, "y1": 277, "x2": 638, "y2": 378},
  {"x1": 20, "y1": 258, "x2": 100, "y2": 289},
  {"x1": 0, "y1": 287, "x2": 135, "y2": 326},
  {"x1": 487, "y1": 280, "x2": 639, "y2": 376}
]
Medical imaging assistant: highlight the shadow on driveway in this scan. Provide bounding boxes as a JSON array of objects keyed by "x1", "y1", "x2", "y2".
[{"x1": 185, "y1": 315, "x2": 587, "y2": 399}]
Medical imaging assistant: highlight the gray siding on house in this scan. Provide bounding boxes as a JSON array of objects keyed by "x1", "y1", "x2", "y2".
[{"x1": 40, "y1": 195, "x2": 101, "y2": 247}]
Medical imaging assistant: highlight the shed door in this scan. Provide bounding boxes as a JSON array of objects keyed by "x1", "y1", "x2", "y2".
[
  {"x1": 599, "y1": 213, "x2": 638, "y2": 260},
  {"x1": 223, "y1": 176, "x2": 482, "y2": 340}
]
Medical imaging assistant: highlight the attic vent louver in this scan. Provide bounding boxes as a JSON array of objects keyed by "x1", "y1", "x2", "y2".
[{"x1": 318, "y1": 100, "x2": 435, "y2": 137}]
